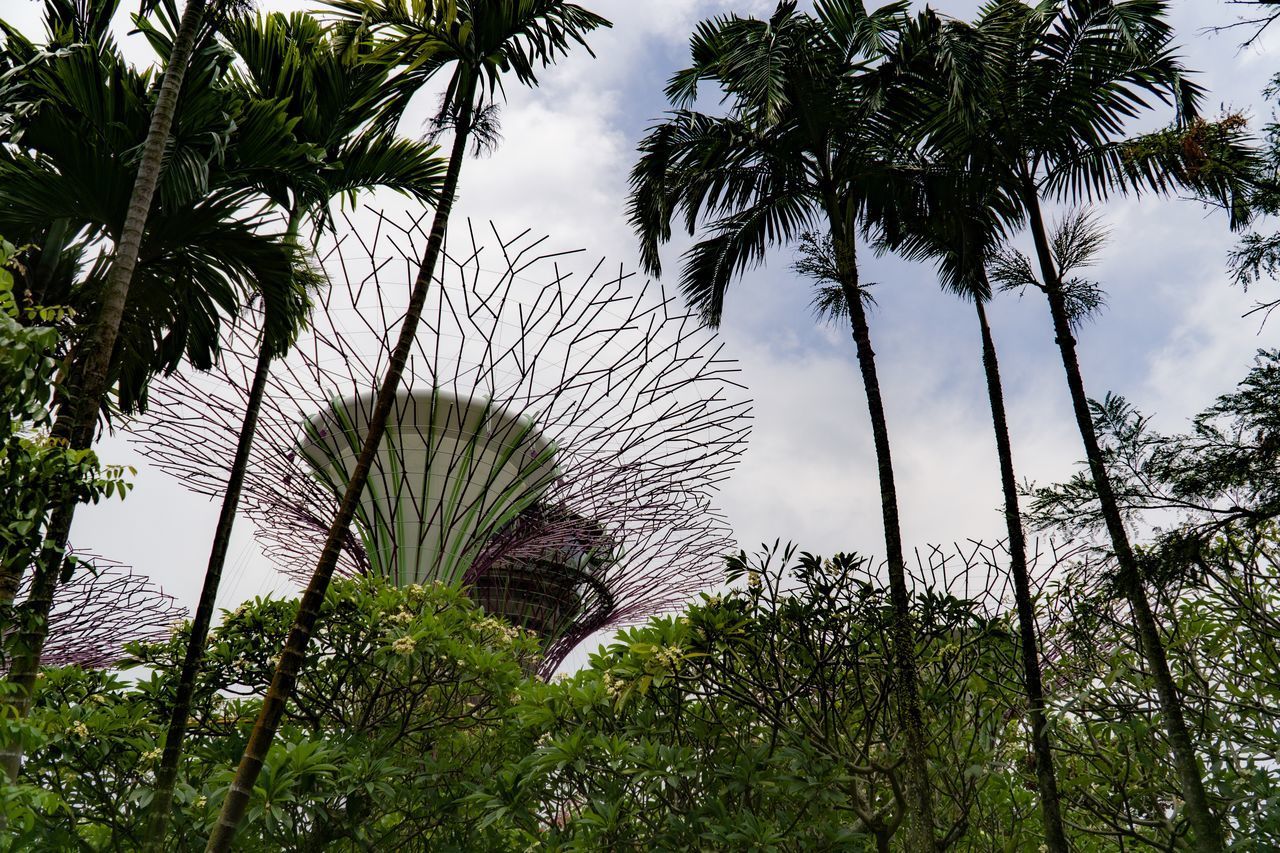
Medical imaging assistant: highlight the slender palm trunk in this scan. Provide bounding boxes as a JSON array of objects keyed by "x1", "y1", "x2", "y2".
[
  {"x1": 58, "y1": 0, "x2": 209, "y2": 456},
  {"x1": 204, "y1": 87, "x2": 476, "y2": 853},
  {"x1": 146, "y1": 207, "x2": 307, "y2": 846},
  {"x1": 973, "y1": 294, "x2": 1068, "y2": 853},
  {"x1": 841, "y1": 283, "x2": 936, "y2": 850},
  {"x1": 0, "y1": 0, "x2": 208, "y2": 783},
  {"x1": 821, "y1": 196, "x2": 935, "y2": 847},
  {"x1": 1021, "y1": 181, "x2": 1222, "y2": 852},
  {"x1": 143, "y1": 342, "x2": 275, "y2": 848}
]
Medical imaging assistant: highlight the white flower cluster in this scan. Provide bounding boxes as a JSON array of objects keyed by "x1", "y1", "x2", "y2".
[
  {"x1": 389, "y1": 609, "x2": 414, "y2": 625},
  {"x1": 747, "y1": 571, "x2": 762, "y2": 590},
  {"x1": 391, "y1": 635, "x2": 417, "y2": 656},
  {"x1": 602, "y1": 671, "x2": 625, "y2": 699},
  {"x1": 654, "y1": 645, "x2": 683, "y2": 669},
  {"x1": 141, "y1": 747, "x2": 163, "y2": 763},
  {"x1": 69, "y1": 721, "x2": 89, "y2": 739},
  {"x1": 478, "y1": 617, "x2": 521, "y2": 646}
]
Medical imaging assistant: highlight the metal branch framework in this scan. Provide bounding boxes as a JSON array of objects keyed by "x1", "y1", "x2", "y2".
[
  {"x1": 10, "y1": 555, "x2": 186, "y2": 670},
  {"x1": 904, "y1": 537, "x2": 1106, "y2": 690},
  {"x1": 130, "y1": 212, "x2": 751, "y2": 670}
]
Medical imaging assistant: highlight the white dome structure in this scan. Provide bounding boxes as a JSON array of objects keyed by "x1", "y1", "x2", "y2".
[{"x1": 298, "y1": 388, "x2": 558, "y2": 587}]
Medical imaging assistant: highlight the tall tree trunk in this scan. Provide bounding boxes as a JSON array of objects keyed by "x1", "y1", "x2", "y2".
[
  {"x1": 841, "y1": 284, "x2": 936, "y2": 850},
  {"x1": 973, "y1": 294, "x2": 1068, "y2": 853},
  {"x1": 1021, "y1": 180, "x2": 1222, "y2": 852},
  {"x1": 0, "y1": 1, "x2": 209, "y2": 783},
  {"x1": 204, "y1": 85, "x2": 477, "y2": 853},
  {"x1": 822, "y1": 199, "x2": 935, "y2": 848},
  {"x1": 143, "y1": 342, "x2": 276, "y2": 848},
  {"x1": 58, "y1": 0, "x2": 207, "y2": 453},
  {"x1": 0, "y1": 504, "x2": 68, "y2": 780}
]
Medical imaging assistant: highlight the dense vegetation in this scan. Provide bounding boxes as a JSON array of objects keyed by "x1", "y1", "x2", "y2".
[{"x1": 3, "y1": 0, "x2": 1280, "y2": 849}]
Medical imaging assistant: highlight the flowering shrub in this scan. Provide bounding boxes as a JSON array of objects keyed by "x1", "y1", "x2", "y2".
[{"x1": 9, "y1": 579, "x2": 536, "y2": 850}]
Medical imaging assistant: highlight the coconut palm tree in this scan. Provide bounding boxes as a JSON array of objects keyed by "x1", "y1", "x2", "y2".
[
  {"x1": 628, "y1": 2, "x2": 949, "y2": 846},
  {"x1": 142, "y1": 12, "x2": 446, "y2": 843},
  {"x1": 912, "y1": 3, "x2": 1256, "y2": 848},
  {"x1": 205, "y1": 2, "x2": 609, "y2": 847}
]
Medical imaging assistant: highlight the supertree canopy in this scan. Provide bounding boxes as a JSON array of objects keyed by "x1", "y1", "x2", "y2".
[
  {"x1": 131, "y1": 212, "x2": 751, "y2": 670},
  {"x1": 7, "y1": 555, "x2": 186, "y2": 671}
]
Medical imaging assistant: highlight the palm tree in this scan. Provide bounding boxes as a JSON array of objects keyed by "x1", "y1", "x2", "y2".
[
  {"x1": 629, "y1": 2, "x2": 944, "y2": 846},
  {"x1": 14, "y1": 0, "x2": 260, "y2": 712},
  {"x1": 204, "y1": 2, "x2": 609, "y2": 848},
  {"x1": 0, "y1": 0, "x2": 306, "y2": 779},
  {"x1": 52, "y1": 0, "x2": 225, "y2": 445},
  {"x1": 142, "y1": 12, "x2": 446, "y2": 844},
  {"x1": 0, "y1": 4, "x2": 311, "y2": 417},
  {"x1": 865, "y1": 168, "x2": 1070, "y2": 850},
  {"x1": 913, "y1": 3, "x2": 1256, "y2": 847}
]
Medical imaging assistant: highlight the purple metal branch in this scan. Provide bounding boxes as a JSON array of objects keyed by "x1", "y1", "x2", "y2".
[{"x1": 9, "y1": 554, "x2": 187, "y2": 670}]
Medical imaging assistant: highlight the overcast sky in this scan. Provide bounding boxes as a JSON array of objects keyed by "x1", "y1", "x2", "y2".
[{"x1": 8, "y1": 1, "x2": 1280, "y2": 646}]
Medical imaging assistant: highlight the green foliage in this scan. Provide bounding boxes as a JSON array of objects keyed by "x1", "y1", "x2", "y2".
[
  {"x1": 10, "y1": 578, "x2": 537, "y2": 850},
  {"x1": 0, "y1": 237, "x2": 131, "y2": 624},
  {"x1": 0, "y1": 0, "x2": 310, "y2": 412},
  {"x1": 1026, "y1": 350, "x2": 1280, "y2": 848},
  {"x1": 1036, "y1": 540, "x2": 1280, "y2": 849},
  {"x1": 6, "y1": 544, "x2": 1280, "y2": 850},
  {"x1": 476, "y1": 547, "x2": 1033, "y2": 851},
  {"x1": 1028, "y1": 349, "x2": 1280, "y2": 542}
]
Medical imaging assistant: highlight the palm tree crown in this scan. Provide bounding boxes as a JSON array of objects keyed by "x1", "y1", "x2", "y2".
[
  {"x1": 630, "y1": 0, "x2": 921, "y2": 325},
  {"x1": 0, "y1": 0, "x2": 311, "y2": 411}
]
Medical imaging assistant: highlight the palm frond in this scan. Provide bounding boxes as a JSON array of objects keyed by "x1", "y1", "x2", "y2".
[
  {"x1": 629, "y1": 110, "x2": 810, "y2": 278},
  {"x1": 795, "y1": 231, "x2": 875, "y2": 322},
  {"x1": 678, "y1": 191, "x2": 816, "y2": 325},
  {"x1": 814, "y1": 0, "x2": 910, "y2": 62},
  {"x1": 322, "y1": 132, "x2": 445, "y2": 212},
  {"x1": 1060, "y1": 275, "x2": 1108, "y2": 329},
  {"x1": 322, "y1": 0, "x2": 610, "y2": 122}
]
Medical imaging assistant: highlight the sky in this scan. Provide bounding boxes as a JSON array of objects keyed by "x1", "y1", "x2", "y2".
[{"x1": 6, "y1": 0, "x2": 1280, "y2": 651}]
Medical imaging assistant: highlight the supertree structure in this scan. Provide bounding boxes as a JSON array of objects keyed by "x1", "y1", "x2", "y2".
[
  {"x1": 131, "y1": 211, "x2": 751, "y2": 670},
  {"x1": 7, "y1": 555, "x2": 186, "y2": 670}
]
